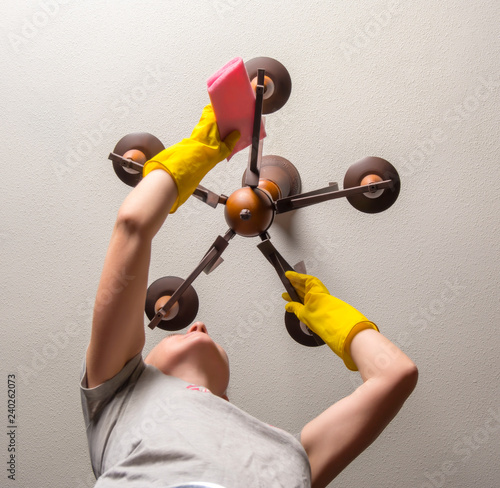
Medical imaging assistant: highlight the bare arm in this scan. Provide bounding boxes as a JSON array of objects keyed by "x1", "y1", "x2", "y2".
[
  {"x1": 301, "y1": 329, "x2": 418, "y2": 488},
  {"x1": 84, "y1": 106, "x2": 239, "y2": 388},
  {"x1": 85, "y1": 170, "x2": 177, "y2": 388}
]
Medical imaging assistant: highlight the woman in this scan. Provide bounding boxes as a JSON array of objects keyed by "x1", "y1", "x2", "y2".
[{"x1": 81, "y1": 105, "x2": 418, "y2": 487}]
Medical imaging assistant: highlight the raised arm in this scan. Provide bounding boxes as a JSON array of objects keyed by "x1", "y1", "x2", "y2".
[
  {"x1": 283, "y1": 272, "x2": 418, "y2": 488},
  {"x1": 85, "y1": 106, "x2": 239, "y2": 388},
  {"x1": 85, "y1": 171, "x2": 177, "y2": 388}
]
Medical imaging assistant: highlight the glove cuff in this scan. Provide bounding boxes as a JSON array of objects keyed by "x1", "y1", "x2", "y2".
[
  {"x1": 142, "y1": 160, "x2": 183, "y2": 213},
  {"x1": 143, "y1": 138, "x2": 220, "y2": 214},
  {"x1": 342, "y1": 321, "x2": 379, "y2": 371}
]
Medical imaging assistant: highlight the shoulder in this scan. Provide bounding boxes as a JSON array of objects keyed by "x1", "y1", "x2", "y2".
[{"x1": 80, "y1": 352, "x2": 145, "y2": 426}]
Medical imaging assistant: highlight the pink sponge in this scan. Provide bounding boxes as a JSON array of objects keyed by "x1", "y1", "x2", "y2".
[{"x1": 207, "y1": 57, "x2": 266, "y2": 160}]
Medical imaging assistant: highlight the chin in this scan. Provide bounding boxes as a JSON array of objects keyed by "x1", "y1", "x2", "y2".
[{"x1": 147, "y1": 330, "x2": 230, "y2": 394}]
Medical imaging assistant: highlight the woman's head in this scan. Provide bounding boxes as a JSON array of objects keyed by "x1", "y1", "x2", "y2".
[{"x1": 145, "y1": 322, "x2": 230, "y2": 399}]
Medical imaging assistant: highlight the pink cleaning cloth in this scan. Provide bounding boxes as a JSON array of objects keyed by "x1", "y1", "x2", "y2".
[{"x1": 207, "y1": 57, "x2": 266, "y2": 160}]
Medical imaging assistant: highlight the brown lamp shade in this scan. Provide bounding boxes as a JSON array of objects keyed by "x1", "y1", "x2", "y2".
[
  {"x1": 343, "y1": 157, "x2": 401, "y2": 214},
  {"x1": 245, "y1": 57, "x2": 292, "y2": 114},
  {"x1": 145, "y1": 276, "x2": 199, "y2": 331},
  {"x1": 285, "y1": 312, "x2": 324, "y2": 347},
  {"x1": 112, "y1": 133, "x2": 165, "y2": 187}
]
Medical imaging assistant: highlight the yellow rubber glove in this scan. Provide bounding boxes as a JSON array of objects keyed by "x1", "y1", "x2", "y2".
[
  {"x1": 282, "y1": 271, "x2": 379, "y2": 371},
  {"x1": 143, "y1": 105, "x2": 240, "y2": 213}
]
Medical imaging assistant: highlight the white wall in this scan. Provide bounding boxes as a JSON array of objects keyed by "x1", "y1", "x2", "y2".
[{"x1": 2, "y1": 1, "x2": 499, "y2": 487}]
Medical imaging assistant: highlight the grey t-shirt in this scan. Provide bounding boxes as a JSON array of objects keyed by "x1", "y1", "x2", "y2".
[{"x1": 80, "y1": 354, "x2": 311, "y2": 487}]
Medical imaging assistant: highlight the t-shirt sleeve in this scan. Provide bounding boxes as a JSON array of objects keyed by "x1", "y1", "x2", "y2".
[{"x1": 80, "y1": 352, "x2": 145, "y2": 427}]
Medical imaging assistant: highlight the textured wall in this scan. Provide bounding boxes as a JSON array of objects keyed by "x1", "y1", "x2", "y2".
[{"x1": 2, "y1": 1, "x2": 499, "y2": 487}]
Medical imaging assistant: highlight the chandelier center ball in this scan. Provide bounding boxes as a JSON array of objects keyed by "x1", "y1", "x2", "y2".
[{"x1": 224, "y1": 187, "x2": 275, "y2": 237}]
